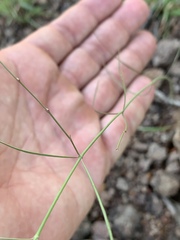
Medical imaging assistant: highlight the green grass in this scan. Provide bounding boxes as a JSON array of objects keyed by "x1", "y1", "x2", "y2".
[
  {"x1": 146, "y1": 0, "x2": 180, "y2": 20},
  {"x1": 0, "y1": 0, "x2": 46, "y2": 27},
  {"x1": 0, "y1": 0, "x2": 179, "y2": 32},
  {"x1": 146, "y1": 0, "x2": 180, "y2": 37}
]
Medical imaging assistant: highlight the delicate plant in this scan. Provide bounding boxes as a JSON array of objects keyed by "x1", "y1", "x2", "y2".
[
  {"x1": 0, "y1": 58, "x2": 165, "y2": 240},
  {"x1": 0, "y1": 1, "x2": 175, "y2": 239},
  {"x1": 146, "y1": 0, "x2": 180, "y2": 37},
  {"x1": 0, "y1": 0, "x2": 46, "y2": 27}
]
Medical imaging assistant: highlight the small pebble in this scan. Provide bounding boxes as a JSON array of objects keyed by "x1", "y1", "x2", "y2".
[
  {"x1": 132, "y1": 141, "x2": 148, "y2": 152},
  {"x1": 116, "y1": 177, "x2": 129, "y2": 191},
  {"x1": 153, "y1": 39, "x2": 180, "y2": 67},
  {"x1": 147, "y1": 143, "x2": 167, "y2": 163},
  {"x1": 169, "y1": 62, "x2": 180, "y2": 77},
  {"x1": 92, "y1": 221, "x2": 109, "y2": 239},
  {"x1": 150, "y1": 171, "x2": 180, "y2": 197},
  {"x1": 114, "y1": 205, "x2": 141, "y2": 237}
]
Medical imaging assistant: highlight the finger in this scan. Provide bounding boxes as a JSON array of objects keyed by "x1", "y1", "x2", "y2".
[
  {"x1": 60, "y1": 0, "x2": 150, "y2": 88},
  {"x1": 82, "y1": 31, "x2": 156, "y2": 113},
  {"x1": 101, "y1": 75, "x2": 155, "y2": 163},
  {"x1": 23, "y1": 0, "x2": 122, "y2": 63}
]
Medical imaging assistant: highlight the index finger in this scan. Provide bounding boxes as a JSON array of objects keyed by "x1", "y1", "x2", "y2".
[{"x1": 24, "y1": 0, "x2": 122, "y2": 63}]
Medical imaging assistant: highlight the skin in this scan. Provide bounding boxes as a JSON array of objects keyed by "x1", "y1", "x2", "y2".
[{"x1": 0, "y1": 0, "x2": 156, "y2": 239}]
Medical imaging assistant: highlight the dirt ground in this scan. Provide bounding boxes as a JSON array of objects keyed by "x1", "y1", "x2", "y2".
[{"x1": 0, "y1": 1, "x2": 180, "y2": 239}]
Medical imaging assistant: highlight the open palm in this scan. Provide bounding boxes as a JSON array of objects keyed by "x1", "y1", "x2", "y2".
[{"x1": 0, "y1": 0, "x2": 156, "y2": 239}]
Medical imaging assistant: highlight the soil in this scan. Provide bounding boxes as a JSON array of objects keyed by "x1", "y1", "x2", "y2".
[{"x1": 0, "y1": 1, "x2": 180, "y2": 240}]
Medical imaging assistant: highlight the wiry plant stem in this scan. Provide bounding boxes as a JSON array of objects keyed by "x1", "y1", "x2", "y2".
[{"x1": 0, "y1": 61, "x2": 166, "y2": 240}]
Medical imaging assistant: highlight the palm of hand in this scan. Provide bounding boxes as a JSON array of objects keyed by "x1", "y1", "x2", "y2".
[
  {"x1": 0, "y1": 42, "x2": 106, "y2": 239},
  {"x1": 0, "y1": 0, "x2": 156, "y2": 239}
]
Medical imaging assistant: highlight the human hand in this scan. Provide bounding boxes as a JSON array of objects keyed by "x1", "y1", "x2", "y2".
[{"x1": 0, "y1": 0, "x2": 156, "y2": 239}]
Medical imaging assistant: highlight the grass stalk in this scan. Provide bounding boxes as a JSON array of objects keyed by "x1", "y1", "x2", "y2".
[{"x1": 0, "y1": 60, "x2": 168, "y2": 240}]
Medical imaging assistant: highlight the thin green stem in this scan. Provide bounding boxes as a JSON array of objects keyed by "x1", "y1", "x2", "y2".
[
  {"x1": 117, "y1": 56, "x2": 127, "y2": 111},
  {"x1": 0, "y1": 140, "x2": 77, "y2": 159},
  {"x1": 1, "y1": 61, "x2": 114, "y2": 239},
  {"x1": 46, "y1": 110, "x2": 79, "y2": 156},
  {"x1": 34, "y1": 113, "x2": 120, "y2": 239},
  {"x1": 138, "y1": 125, "x2": 173, "y2": 132},
  {"x1": 116, "y1": 114, "x2": 128, "y2": 150},
  {"x1": 81, "y1": 161, "x2": 113, "y2": 240},
  {"x1": 0, "y1": 61, "x2": 79, "y2": 157},
  {"x1": 0, "y1": 61, "x2": 167, "y2": 240},
  {"x1": 34, "y1": 76, "x2": 163, "y2": 239}
]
